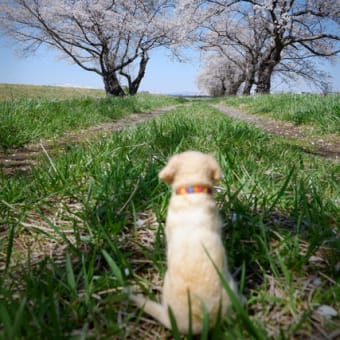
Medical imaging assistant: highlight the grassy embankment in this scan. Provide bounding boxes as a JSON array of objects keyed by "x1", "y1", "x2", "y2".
[
  {"x1": 0, "y1": 85, "x2": 339, "y2": 338},
  {"x1": 219, "y1": 92, "x2": 340, "y2": 134},
  {"x1": 0, "y1": 84, "x2": 184, "y2": 150}
]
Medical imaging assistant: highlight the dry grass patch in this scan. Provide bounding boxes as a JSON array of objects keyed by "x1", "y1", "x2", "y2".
[{"x1": 0, "y1": 197, "x2": 86, "y2": 272}]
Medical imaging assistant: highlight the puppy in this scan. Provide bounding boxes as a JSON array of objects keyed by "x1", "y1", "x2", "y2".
[{"x1": 131, "y1": 151, "x2": 238, "y2": 334}]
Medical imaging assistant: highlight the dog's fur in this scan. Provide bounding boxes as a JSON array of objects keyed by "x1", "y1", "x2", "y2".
[{"x1": 131, "y1": 151, "x2": 238, "y2": 334}]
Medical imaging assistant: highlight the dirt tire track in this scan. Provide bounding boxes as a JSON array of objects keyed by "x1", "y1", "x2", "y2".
[
  {"x1": 1, "y1": 103, "x2": 339, "y2": 176},
  {"x1": 211, "y1": 103, "x2": 340, "y2": 160},
  {"x1": 0, "y1": 105, "x2": 179, "y2": 175}
]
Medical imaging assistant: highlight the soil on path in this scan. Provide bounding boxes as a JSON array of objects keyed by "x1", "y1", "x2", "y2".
[
  {"x1": 0, "y1": 105, "x2": 179, "y2": 175},
  {"x1": 211, "y1": 103, "x2": 340, "y2": 160},
  {"x1": 1, "y1": 103, "x2": 339, "y2": 175}
]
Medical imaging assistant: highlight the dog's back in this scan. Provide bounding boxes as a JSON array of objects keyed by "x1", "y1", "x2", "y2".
[
  {"x1": 163, "y1": 193, "x2": 231, "y2": 333},
  {"x1": 131, "y1": 151, "x2": 239, "y2": 334}
]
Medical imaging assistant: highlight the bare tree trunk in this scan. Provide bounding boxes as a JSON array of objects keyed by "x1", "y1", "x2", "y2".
[
  {"x1": 103, "y1": 72, "x2": 125, "y2": 96},
  {"x1": 226, "y1": 78, "x2": 243, "y2": 96},
  {"x1": 223, "y1": 73, "x2": 245, "y2": 96},
  {"x1": 242, "y1": 65, "x2": 256, "y2": 95},
  {"x1": 242, "y1": 81, "x2": 253, "y2": 95},
  {"x1": 256, "y1": 44, "x2": 283, "y2": 94},
  {"x1": 127, "y1": 52, "x2": 149, "y2": 95},
  {"x1": 210, "y1": 80, "x2": 225, "y2": 97},
  {"x1": 225, "y1": 85, "x2": 238, "y2": 96},
  {"x1": 255, "y1": 64, "x2": 273, "y2": 94}
]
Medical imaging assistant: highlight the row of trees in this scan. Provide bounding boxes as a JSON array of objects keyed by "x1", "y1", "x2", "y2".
[
  {"x1": 197, "y1": 0, "x2": 340, "y2": 95},
  {"x1": 1, "y1": 0, "x2": 339, "y2": 96}
]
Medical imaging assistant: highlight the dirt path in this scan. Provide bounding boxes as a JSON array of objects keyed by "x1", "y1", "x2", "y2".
[
  {"x1": 0, "y1": 105, "x2": 179, "y2": 175},
  {"x1": 1, "y1": 103, "x2": 339, "y2": 175},
  {"x1": 211, "y1": 103, "x2": 340, "y2": 160}
]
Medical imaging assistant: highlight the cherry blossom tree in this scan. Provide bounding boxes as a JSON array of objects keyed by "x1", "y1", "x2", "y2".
[
  {"x1": 0, "y1": 0, "x2": 184, "y2": 96},
  {"x1": 197, "y1": 51, "x2": 246, "y2": 96},
  {"x1": 2, "y1": 0, "x2": 338, "y2": 95},
  {"x1": 275, "y1": 47, "x2": 333, "y2": 93},
  {"x1": 198, "y1": 3, "x2": 264, "y2": 94},
  {"x1": 197, "y1": 0, "x2": 340, "y2": 94},
  {"x1": 251, "y1": 0, "x2": 339, "y2": 93}
]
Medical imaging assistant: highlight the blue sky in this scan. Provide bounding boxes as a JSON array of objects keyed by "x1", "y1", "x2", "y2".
[
  {"x1": 0, "y1": 38, "x2": 339, "y2": 94},
  {"x1": 0, "y1": 40, "x2": 202, "y2": 94}
]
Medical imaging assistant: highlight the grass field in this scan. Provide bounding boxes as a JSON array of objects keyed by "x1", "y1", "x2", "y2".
[
  {"x1": 0, "y1": 84, "x2": 185, "y2": 150},
  {"x1": 219, "y1": 93, "x2": 340, "y2": 134},
  {"x1": 0, "y1": 85, "x2": 339, "y2": 338},
  {"x1": 0, "y1": 83, "x2": 106, "y2": 101}
]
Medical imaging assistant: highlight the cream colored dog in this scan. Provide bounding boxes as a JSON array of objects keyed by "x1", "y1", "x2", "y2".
[{"x1": 131, "y1": 151, "x2": 238, "y2": 334}]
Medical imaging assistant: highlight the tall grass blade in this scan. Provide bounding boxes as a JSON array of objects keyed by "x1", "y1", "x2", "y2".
[
  {"x1": 204, "y1": 247, "x2": 266, "y2": 340},
  {"x1": 65, "y1": 252, "x2": 77, "y2": 297},
  {"x1": 5, "y1": 221, "x2": 17, "y2": 273},
  {"x1": 168, "y1": 306, "x2": 182, "y2": 340},
  {"x1": 11, "y1": 297, "x2": 26, "y2": 338},
  {"x1": 257, "y1": 219, "x2": 280, "y2": 278},
  {"x1": 240, "y1": 261, "x2": 246, "y2": 295},
  {"x1": 102, "y1": 249, "x2": 125, "y2": 286},
  {"x1": 267, "y1": 165, "x2": 295, "y2": 213},
  {"x1": 0, "y1": 297, "x2": 27, "y2": 339},
  {"x1": 201, "y1": 301, "x2": 210, "y2": 340},
  {"x1": 42, "y1": 216, "x2": 79, "y2": 254},
  {"x1": 187, "y1": 289, "x2": 193, "y2": 338},
  {"x1": 0, "y1": 302, "x2": 12, "y2": 338}
]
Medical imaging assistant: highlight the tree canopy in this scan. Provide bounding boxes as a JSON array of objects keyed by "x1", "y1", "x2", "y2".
[
  {"x1": 1, "y1": 0, "x2": 185, "y2": 95},
  {"x1": 197, "y1": 0, "x2": 340, "y2": 95},
  {"x1": 1, "y1": 0, "x2": 339, "y2": 96}
]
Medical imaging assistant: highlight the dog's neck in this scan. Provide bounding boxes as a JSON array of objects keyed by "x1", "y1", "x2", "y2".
[{"x1": 175, "y1": 185, "x2": 213, "y2": 195}]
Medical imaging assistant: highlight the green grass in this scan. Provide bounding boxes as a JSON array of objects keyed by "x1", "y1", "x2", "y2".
[
  {"x1": 1, "y1": 96, "x2": 339, "y2": 338},
  {"x1": 218, "y1": 93, "x2": 340, "y2": 134},
  {"x1": 0, "y1": 83, "x2": 106, "y2": 100},
  {"x1": 0, "y1": 92, "x2": 185, "y2": 150}
]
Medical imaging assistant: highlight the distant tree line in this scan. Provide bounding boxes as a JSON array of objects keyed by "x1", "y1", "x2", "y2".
[{"x1": 1, "y1": 0, "x2": 339, "y2": 96}]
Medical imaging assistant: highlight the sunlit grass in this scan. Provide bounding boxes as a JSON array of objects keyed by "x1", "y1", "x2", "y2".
[
  {"x1": 218, "y1": 93, "x2": 340, "y2": 133},
  {"x1": 0, "y1": 83, "x2": 105, "y2": 101},
  {"x1": 0, "y1": 93, "x2": 186, "y2": 150}
]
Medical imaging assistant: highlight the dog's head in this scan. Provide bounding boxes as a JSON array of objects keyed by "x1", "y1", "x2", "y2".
[{"x1": 159, "y1": 151, "x2": 222, "y2": 189}]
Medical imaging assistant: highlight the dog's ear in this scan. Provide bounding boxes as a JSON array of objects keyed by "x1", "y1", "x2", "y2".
[
  {"x1": 159, "y1": 155, "x2": 178, "y2": 184},
  {"x1": 208, "y1": 156, "x2": 223, "y2": 182}
]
